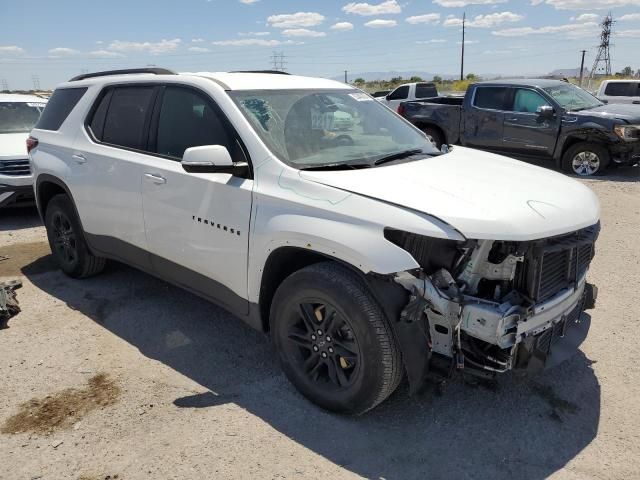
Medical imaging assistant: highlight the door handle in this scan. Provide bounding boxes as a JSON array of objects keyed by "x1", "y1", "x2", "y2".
[
  {"x1": 72, "y1": 153, "x2": 87, "y2": 164},
  {"x1": 144, "y1": 173, "x2": 167, "y2": 185}
]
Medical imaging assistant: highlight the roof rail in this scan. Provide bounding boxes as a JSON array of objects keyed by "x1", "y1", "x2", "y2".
[
  {"x1": 230, "y1": 70, "x2": 291, "y2": 75},
  {"x1": 69, "y1": 68, "x2": 176, "y2": 82}
]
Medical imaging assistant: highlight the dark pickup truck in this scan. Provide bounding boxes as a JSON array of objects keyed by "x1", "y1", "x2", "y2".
[{"x1": 399, "y1": 79, "x2": 640, "y2": 176}]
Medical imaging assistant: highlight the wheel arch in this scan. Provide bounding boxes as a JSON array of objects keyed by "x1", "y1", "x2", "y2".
[
  {"x1": 414, "y1": 121, "x2": 447, "y2": 144},
  {"x1": 35, "y1": 175, "x2": 75, "y2": 220},
  {"x1": 555, "y1": 129, "x2": 612, "y2": 167}
]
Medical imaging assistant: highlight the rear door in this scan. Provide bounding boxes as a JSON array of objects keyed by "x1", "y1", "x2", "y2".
[
  {"x1": 461, "y1": 86, "x2": 508, "y2": 150},
  {"x1": 71, "y1": 85, "x2": 158, "y2": 265},
  {"x1": 502, "y1": 87, "x2": 560, "y2": 158},
  {"x1": 140, "y1": 85, "x2": 253, "y2": 314}
]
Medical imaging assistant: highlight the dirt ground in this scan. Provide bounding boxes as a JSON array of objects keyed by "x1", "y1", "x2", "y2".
[{"x1": 1, "y1": 165, "x2": 639, "y2": 480}]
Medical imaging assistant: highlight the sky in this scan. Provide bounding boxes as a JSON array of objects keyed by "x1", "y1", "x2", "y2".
[{"x1": 1, "y1": 0, "x2": 639, "y2": 89}]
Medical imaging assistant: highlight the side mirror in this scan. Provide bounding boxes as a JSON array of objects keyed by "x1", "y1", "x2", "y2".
[
  {"x1": 536, "y1": 105, "x2": 555, "y2": 118},
  {"x1": 181, "y1": 145, "x2": 248, "y2": 176}
]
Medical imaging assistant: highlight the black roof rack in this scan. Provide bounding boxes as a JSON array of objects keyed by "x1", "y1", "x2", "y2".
[
  {"x1": 230, "y1": 70, "x2": 291, "y2": 75},
  {"x1": 69, "y1": 68, "x2": 176, "y2": 82}
]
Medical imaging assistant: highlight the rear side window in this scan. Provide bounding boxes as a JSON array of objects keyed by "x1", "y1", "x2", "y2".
[
  {"x1": 415, "y1": 83, "x2": 437, "y2": 99},
  {"x1": 473, "y1": 87, "x2": 508, "y2": 110},
  {"x1": 603, "y1": 82, "x2": 635, "y2": 97},
  {"x1": 102, "y1": 87, "x2": 155, "y2": 150},
  {"x1": 155, "y1": 86, "x2": 232, "y2": 159},
  {"x1": 35, "y1": 87, "x2": 87, "y2": 131},
  {"x1": 387, "y1": 86, "x2": 409, "y2": 101}
]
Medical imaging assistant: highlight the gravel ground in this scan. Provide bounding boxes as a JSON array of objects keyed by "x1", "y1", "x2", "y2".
[{"x1": 1, "y1": 165, "x2": 639, "y2": 480}]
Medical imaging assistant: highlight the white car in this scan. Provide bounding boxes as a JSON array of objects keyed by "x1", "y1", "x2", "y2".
[
  {"x1": 0, "y1": 94, "x2": 47, "y2": 207},
  {"x1": 30, "y1": 69, "x2": 599, "y2": 414},
  {"x1": 596, "y1": 79, "x2": 640, "y2": 105},
  {"x1": 376, "y1": 82, "x2": 438, "y2": 112}
]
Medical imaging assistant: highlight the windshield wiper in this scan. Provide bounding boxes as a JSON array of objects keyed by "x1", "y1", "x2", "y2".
[
  {"x1": 373, "y1": 149, "x2": 425, "y2": 166},
  {"x1": 298, "y1": 162, "x2": 372, "y2": 171}
]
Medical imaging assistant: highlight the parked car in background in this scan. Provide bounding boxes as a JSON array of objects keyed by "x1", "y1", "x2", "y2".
[
  {"x1": 399, "y1": 79, "x2": 640, "y2": 176},
  {"x1": 596, "y1": 79, "x2": 640, "y2": 105},
  {"x1": 0, "y1": 94, "x2": 47, "y2": 207},
  {"x1": 30, "y1": 69, "x2": 599, "y2": 414},
  {"x1": 376, "y1": 82, "x2": 438, "y2": 111}
]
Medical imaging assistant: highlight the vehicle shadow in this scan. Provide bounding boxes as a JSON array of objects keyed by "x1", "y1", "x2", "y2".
[
  {"x1": 0, "y1": 206, "x2": 41, "y2": 232},
  {"x1": 23, "y1": 258, "x2": 601, "y2": 480}
]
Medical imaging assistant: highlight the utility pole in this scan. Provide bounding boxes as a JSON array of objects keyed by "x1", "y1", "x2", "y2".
[
  {"x1": 460, "y1": 12, "x2": 466, "y2": 81},
  {"x1": 579, "y1": 50, "x2": 587, "y2": 86},
  {"x1": 344, "y1": 70, "x2": 348, "y2": 84}
]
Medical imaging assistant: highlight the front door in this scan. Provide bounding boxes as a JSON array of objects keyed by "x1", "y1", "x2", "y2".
[
  {"x1": 140, "y1": 85, "x2": 253, "y2": 314},
  {"x1": 502, "y1": 88, "x2": 560, "y2": 158}
]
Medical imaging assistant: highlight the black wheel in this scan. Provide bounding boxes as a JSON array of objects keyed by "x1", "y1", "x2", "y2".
[
  {"x1": 44, "y1": 194, "x2": 106, "y2": 278},
  {"x1": 271, "y1": 262, "x2": 403, "y2": 414},
  {"x1": 422, "y1": 126, "x2": 444, "y2": 149},
  {"x1": 562, "y1": 142, "x2": 610, "y2": 176}
]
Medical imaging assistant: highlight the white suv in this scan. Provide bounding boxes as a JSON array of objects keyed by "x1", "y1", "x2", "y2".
[
  {"x1": 30, "y1": 68, "x2": 600, "y2": 413},
  {"x1": 0, "y1": 94, "x2": 47, "y2": 207}
]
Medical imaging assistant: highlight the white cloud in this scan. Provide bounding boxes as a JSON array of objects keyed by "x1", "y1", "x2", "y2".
[
  {"x1": 445, "y1": 12, "x2": 524, "y2": 28},
  {"x1": 281, "y1": 28, "x2": 326, "y2": 37},
  {"x1": 212, "y1": 38, "x2": 297, "y2": 46},
  {"x1": 364, "y1": 19, "x2": 398, "y2": 27},
  {"x1": 267, "y1": 12, "x2": 325, "y2": 28},
  {"x1": 330, "y1": 22, "x2": 355, "y2": 30},
  {"x1": 415, "y1": 39, "x2": 447, "y2": 44},
  {"x1": 238, "y1": 31, "x2": 271, "y2": 36},
  {"x1": 239, "y1": 0, "x2": 260, "y2": 3},
  {"x1": 48, "y1": 47, "x2": 80, "y2": 56},
  {"x1": 107, "y1": 38, "x2": 182, "y2": 54},
  {"x1": 572, "y1": 13, "x2": 598, "y2": 22},
  {"x1": 619, "y1": 13, "x2": 640, "y2": 21},
  {"x1": 191, "y1": 38, "x2": 205, "y2": 43},
  {"x1": 406, "y1": 14, "x2": 441, "y2": 25},
  {"x1": 188, "y1": 46, "x2": 210, "y2": 52},
  {"x1": 342, "y1": 1, "x2": 401, "y2": 16},
  {"x1": 0, "y1": 45, "x2": 25, "y2": 55},
  {"x1": 493, "y1": 21, "x2": 599, "y2": 37},
  {"x1": 89, "y1": 50, "x2": 125, "y2": 58},
  {"x1": 618, "y1": 29, "x2": 640, "y2": 37},
  {"x1": 434, "y1": 0, "x2": 507, "y2": 7},
  {"x1": 531, "y1": 0, "x2": 637, "y2": 9}
]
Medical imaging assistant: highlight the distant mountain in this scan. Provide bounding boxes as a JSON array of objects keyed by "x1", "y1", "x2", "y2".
[
  {"x1": 330, "y1": 71, "x2": 459, "y2": 82},
  {"x1": 548, "y1": 68, "x2": 590, "y2": 78}
]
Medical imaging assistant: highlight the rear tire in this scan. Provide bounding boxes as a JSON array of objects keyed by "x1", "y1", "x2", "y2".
[
  {"x1": 421, "y1": 126, "x2": 444, "y2": 149},
  {"x1": 270, "y1": 262, "x2": 403, "y2": 414},
  {"x1": 562, "y1": 142, "x2": 610, "y2": 176},
  {"x1": 44, "y1": 194, "x2": 106, "y2": 278}
]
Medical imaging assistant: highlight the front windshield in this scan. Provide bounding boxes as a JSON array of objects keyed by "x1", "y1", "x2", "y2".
[
  {"x1": 0, "y1": 102, "x2": 46, "y2": 134},
  {"x1": 230, "y1": 89, "x2": 438, "y2": 169},
  {"x1": 542, "y1": 83, "x2": 602, "y2": 111}
]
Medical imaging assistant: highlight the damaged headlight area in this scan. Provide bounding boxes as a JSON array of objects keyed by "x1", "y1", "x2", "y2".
[{"x1": 385, "y1": 224, "x2": 599, "y2": 382}]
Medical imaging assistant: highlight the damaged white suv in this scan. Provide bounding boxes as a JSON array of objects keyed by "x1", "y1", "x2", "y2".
[{"x1": 29, "y1": 69, "x2": 599, "y2": 414}]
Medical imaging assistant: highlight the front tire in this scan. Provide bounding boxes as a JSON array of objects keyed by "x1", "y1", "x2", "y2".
[
  {"x1": 44, "y1": 194, "x2": 106, "y2": 278},
  {"x1": 270, "y1": 262, "x2": 403, "y2": 414},
  {"x1": 562, "y1": 142, "x2": 610, "y2": 176},
  {"x1": 421, "y1": 126, "x2": 444, "y2": 149}
]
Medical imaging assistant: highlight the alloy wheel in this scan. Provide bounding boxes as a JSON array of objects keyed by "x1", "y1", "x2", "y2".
[
  {"x1": 571, "y1": 151, "x2": 601, "y2": 176},
  {"x1": 51, "y1": 211, "x2": 78, "y2": 266}
]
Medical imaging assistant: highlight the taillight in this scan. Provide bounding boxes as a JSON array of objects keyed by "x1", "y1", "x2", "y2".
[
  {"x1": 397, "y1": 103, "x2": 406, "y2": 117},
  {"x1": 26, "y1": 136, "x2": 38, "y2": 154}
]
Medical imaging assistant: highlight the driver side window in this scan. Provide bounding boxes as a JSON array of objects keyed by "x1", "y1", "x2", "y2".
[{"x1": 511, "y1": 89, "x2": 549, "y2": 113}]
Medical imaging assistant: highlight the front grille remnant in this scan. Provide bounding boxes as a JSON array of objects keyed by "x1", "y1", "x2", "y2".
[
  {"x1": 0, "y1": 159, "x2": 31, "y2": 176},
  {"x1": 515, "y1": 223, "x2": 599, "y2": 303}
]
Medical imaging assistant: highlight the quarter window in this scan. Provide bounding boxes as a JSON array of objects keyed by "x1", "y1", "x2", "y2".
[
  {"x1": 511, "y1": 89, "x2": 549, "y2": 113},
  {"x1": 473, "y1": 87, "x2": 508, "y2": 110},
  {"x1": 102, "y1": 87, "x2": 155, "y2": 150},
  {"x1": 35, "y1": 87, "x2": 87, "y2": 131},
  {"x1": 155, "y1": 87, "x2": 232, "y2": 159}
]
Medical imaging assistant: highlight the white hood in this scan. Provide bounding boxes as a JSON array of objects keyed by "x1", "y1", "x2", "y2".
[
  {"x1": 300, "y1": 147, "x2": 600, "y2": 241},
  {"x1": 0, "y1": 132, "x2": 29, "y2": 160}
]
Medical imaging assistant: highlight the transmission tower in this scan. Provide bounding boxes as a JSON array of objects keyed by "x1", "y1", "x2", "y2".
[
  {"x1": 270, "y1": 51, "x2": 287, "y2": 72},
  {"x1": 0, "y1": 79, "x2": 8, "y2": 91},
  {"x1": 32, "y1": 74, "x2": 41, "y2": 90},
  {"x1": 590, "y1": 13, "x2": 614, "y2": 79}
]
